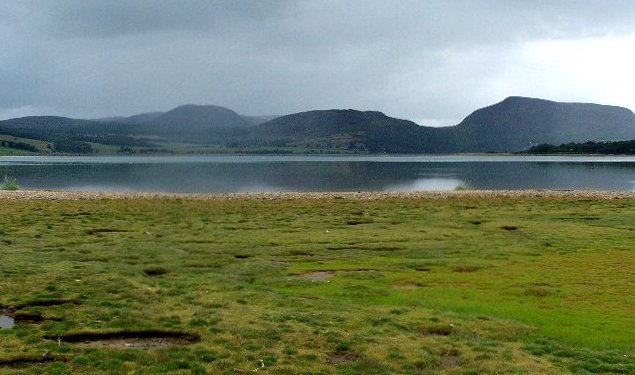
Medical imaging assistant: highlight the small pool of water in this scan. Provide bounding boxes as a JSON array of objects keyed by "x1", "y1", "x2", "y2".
[{"x1": 0, "y1": 314, "x2": 15, "y2": 329}]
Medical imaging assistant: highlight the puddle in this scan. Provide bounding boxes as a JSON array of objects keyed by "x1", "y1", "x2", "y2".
[
  {"x1": 72, "y1": 338, "x2": 192, "y2": 349},
  {"x1": 0, "y1": 356, "x2": 57, "y2": 368},
  {"x1": 0, "y1": 314, "x2": 14, "y2": 329},
  {"x1": 44, "y1": 330, "x2": 200, "y2": 349}
]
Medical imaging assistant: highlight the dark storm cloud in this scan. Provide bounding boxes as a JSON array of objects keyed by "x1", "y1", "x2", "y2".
[{"x1": 2, "y1": 1, "x2": 635, "y2": 124}]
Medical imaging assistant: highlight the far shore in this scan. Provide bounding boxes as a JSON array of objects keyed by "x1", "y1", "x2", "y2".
[{"x1": 1, "y1": 189, "x2": 633, "y2": 201}]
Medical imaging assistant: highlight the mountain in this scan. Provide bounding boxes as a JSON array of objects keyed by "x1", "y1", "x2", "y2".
[
  {"x1": 2, "y1": 97, "x2": 634, "y2": 154},
  {"x1": 242, "y1": 97, "x2": 635, "y2": 153},
  {"x1": 241, "y1": 109, "x2": 442, "y2": 152},
  {"x1": 102, "y1": 105, "x2": 256, "y2": 143},
  {"x1": 446, "y1": 96, "x2": 635, "y2": 151},
  {"x1": 143, "y1": 105, "x2": 250, "y2": 131}
]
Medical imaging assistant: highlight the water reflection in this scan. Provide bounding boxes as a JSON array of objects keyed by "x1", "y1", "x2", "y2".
[
  {"x1": 387, "y1": 178, "x2": 464, "y2": 191},
  {"x1": 0, "y1": 156, "x2": 633, "y2": 192}
]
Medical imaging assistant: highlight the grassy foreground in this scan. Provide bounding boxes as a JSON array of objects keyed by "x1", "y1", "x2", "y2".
[{"x1": 0, "y1": 193, "x2": 633, "y2": 374}]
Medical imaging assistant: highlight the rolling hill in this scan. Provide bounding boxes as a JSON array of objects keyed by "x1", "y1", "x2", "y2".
[
  {"x1": 236, "y1": 97, "x2": 635, "y2": 153},
  {"x1": 238, "y1": 109, "x2": 436, "y2": 152},
  {"x1": 1, "y1": 97, "x2": 634, "y2": 154},
  {"x1": 444, "y1": 96, "x2": 635, "y2": 151}
]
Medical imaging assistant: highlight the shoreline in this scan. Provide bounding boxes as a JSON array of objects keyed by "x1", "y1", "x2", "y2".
[{"x1": 1, "y1": 189, "x2": 634, "y2": 200}]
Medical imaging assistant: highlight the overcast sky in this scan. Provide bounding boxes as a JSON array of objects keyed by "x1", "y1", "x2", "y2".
[{"x1": 2, "y1": 1, "x2": 635, "y2": 126}]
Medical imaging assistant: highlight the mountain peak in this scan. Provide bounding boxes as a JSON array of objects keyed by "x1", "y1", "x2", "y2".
[
  {"x1": 145, "y1": 104, "x2": 250, "y2": 130},
  {"x1": 455, "y1": 96, "x2": 635, "y2": 151}
]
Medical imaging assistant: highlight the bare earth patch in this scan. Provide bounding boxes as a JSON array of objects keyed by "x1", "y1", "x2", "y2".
[
  {"x1": 327, "y1": 351, "x2": 361, "y2": 365},
  {"x1": 391, "y1": 283, "x2": 421, "y2": 290},
  {"x1": 43, "y1": 330, "x2": 200, "y2": 349},
  {"x1": 72, "y1": 337, "x2": 194, "y2": 350},
  {"x1": 301, "y1": 271, "x2": 335, "y2": 281}
]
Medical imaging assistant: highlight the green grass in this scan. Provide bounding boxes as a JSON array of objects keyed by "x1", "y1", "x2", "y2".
[
  {"x1": 0, "y1": 195, "x2": 633, "y2": 374},
  {"x1": 1, "y1": 176, "x2": 19, "y2": 190},
  {"x1": 0, "y1": 134, "x2": 51, "y2": 155}
]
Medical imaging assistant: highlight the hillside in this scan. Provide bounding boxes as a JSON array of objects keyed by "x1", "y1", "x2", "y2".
[
  {"x1": 2, "y1": 97, "x2": 635, "y2": 154},
  {"x1": 236, "y1": 109, "x2": 438, "y2": 152},
  {"x1": 445, "y1": 96, "x2": 635, "y2": 152},
  {"x1": 108, "y1": 104, "x2": 256, "y2": 144},
  {"x1": 232, "y1": 97, "x2": 635, "y2": 153},
  {"x1": 0, "y1": 116, "x2": 157, "y2": 153},
  {"x1": 143, "y1": 105, "x2": 251, "y2": 131}
]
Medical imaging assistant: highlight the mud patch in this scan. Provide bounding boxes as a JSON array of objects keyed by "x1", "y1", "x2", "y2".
[
  {"x1": 500, "y1": 225, "x2": 519, "y2": 231},
  {"x1": 11, "y1": 299, "x2": 78, "y2": 310},
  {"x1": 452, "y1": 265, "x2": 481, "y2": 273},
  {"x1": 301, "y1": 271, "x2": 335, "y2": 281},
  {"x1": 440, "y1": 354, "x2": 459, "y2": 368},
  {"x1": 414, "y1": 266, "x2": 431, "y2": 272},
  {"x1": 391, "y1": 283, "x2": 421, "y2": 290},
  {"x1": 85, "y1": 228, "x2": 129, "y2": 235},
  {"x1": 0, "y1": 314, "x2": 14, "y2": 329},
  {"x1": 45, "y1": 330, "x2": 200, "y2": 346},
  {"x1": 143, "y1": 266, "x2": 168, "y2": 276},
  {"x1": 523, "y1": 286, "x2": 556, "y2": 297},
  {"x1": 327, "y1": 351, "x2": 361, "y2": 365},
  {"x1": 416, "y1": 324, "x2": 454, "y2": 336},
  {"x1": 0, "y1": 356, "x2": 59, "y2": 368},
  {"x1": 73, "y1": 337, "x2": 194, "y2": 349},
  {"x1": 1, "y1": 300, "x2": 72, "y2": 328},
  {"x1": 45, "y1": 330, "x2": 200, "y2": 347},
  {"x1": 13, "y1": 311, "x2": 48, "y2": 322}
]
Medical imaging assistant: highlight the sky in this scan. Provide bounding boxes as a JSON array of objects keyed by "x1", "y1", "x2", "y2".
[{"x1": 2, "y1": 0, "x2": 635, "y2": 126}]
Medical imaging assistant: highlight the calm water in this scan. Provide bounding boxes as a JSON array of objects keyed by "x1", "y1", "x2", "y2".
[{"x1": 1, "y1": 155, "x2": 634, "y2": 192}]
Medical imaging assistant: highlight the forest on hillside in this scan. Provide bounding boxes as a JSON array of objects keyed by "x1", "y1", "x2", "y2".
[{"x1": 525, "y1": 140, "x2": 635, "y2": 155}]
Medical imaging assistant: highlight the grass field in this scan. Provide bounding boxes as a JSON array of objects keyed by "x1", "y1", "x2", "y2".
[{"x1": 0, "y1": 193, "x2": 633, "y2": 374}]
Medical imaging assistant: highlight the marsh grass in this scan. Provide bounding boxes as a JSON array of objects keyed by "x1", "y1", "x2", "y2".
[
  {"x1": 0, "y1": 195, "x2": 633, "y2": 373},
  {"x1": 0, "y1": 176, "x2": 18, "y2": 191},
  {"x1": 454, "y1": 183, "x2": 472, "y2": 191}
]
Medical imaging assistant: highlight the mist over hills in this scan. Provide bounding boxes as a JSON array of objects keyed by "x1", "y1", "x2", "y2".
[
  {"x1": 1, "y1": 97, "x2": 634, "y2": 154},
  {"x1": 97, "y1": 106, "x2": 276, "y2": 129}
]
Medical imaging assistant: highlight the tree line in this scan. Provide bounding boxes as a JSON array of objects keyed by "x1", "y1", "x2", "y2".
[{"x1": 525, "y1": 140, "x2": 635, "y2": 155}]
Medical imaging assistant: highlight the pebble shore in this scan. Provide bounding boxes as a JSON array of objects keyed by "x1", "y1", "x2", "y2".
[{"x1": 1, "y1": 190, "x2": 633, "y2": 200}]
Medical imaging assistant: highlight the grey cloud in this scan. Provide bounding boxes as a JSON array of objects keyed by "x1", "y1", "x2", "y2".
[{"x1": 1, "y1": 1, "x2": 635, "y2": 123}]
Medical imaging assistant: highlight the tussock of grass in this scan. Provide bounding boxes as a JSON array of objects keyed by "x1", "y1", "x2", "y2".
[
  {"x1": 416, "y1": 324, "x2": 454, "y2": 336},
  {"x1": 452, "y1": 265, "x2": 481, "y2": 273},
  {"x1": 0, "y1": 176, "x2": 18, "y2": 191},
  {"x1": 523, "y1": 286, "x2": 556, "y2": 297}
]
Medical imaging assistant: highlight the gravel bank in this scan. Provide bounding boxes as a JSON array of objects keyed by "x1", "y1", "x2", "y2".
[{"x1": 1, "y1": 190, "x2": 633, "y2": 200}]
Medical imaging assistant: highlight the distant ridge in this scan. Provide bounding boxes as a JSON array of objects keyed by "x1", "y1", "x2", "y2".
[
  {"x1": 244, "y1": 109, "x2": 428, "y2": 152},
  {"x1": 143, "y1": 104, "x2": 251, "y2": 131},
  {"x1": 448, "y1": 96, "x2": 635, "y2": 151},
  {"x1": 1, "y1": 97, "x2": 634, "y2": 153}
]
